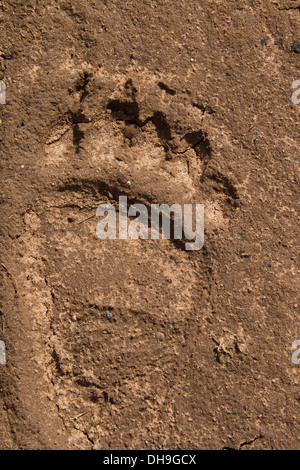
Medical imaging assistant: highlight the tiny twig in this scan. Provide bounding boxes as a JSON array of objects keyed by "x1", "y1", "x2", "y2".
[
  {"x1": 70, "y1": 410, "x2": 91, "y2": 421},
  {"x1": 77, "y1": 214, "x2": 96, "y2": 225},
  {"x1": 253, "y1": 134, "x2": 260, "y2": 144}
]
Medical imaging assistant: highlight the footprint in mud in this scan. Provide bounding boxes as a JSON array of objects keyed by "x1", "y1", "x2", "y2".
[{"x1": 29, "y1": 69, "x2": 240, "y2": 447}]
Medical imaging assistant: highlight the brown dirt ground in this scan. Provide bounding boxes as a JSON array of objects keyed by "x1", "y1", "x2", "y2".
[{"x1": 0, "y1": 0, "x2": 299, "y2": 450}]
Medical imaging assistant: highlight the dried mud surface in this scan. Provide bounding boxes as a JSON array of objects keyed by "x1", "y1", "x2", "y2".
[{"x1": 0, "y1": 0, "x2": 299, "y2": 450}]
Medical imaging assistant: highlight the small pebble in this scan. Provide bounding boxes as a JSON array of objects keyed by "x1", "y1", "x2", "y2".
[
  {"x1": 157, "y1": 332, "x2": 165, "y2": 341},
  {"x1": 0, "y1": 340, "x2": 6, "y2": 365},
  {"x1": 123, "y1": 124, "x2": 137, "y2": 140},
  {"x1": 93, "y1": 443, "x2": 102, "y2": 451},
  {"x1": 105, "y1": 310, "x2": 113, "y2": 321}
]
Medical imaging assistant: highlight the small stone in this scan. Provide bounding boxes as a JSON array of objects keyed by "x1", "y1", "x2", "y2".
[
  {"x1": 123, "y1": 124, "x2": 138, "y2": 140},
  {"x1": 93, "y1": 443, "x2": 102, "y2": 450},
  {"x1": 291, "y1": 39, "x2": 300, "y2": 53},
  {"x1": 0, "y1": 340, "x2": 6, "y2": 365},
  {"x1": 105, "y1": 310, "x2": 113, "y2": 321},
  {"x1": 157, "y1": 332, "x2": 165, "y2": 341}
]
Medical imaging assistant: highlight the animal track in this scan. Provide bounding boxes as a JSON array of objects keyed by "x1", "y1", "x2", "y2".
[{"x1": 37, "y1": 68, "x2": 240, "y2": 446}]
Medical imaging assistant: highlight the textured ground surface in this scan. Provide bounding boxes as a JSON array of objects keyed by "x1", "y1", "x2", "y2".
[{"x1": 0, "y1": 0, "x2": 299, "y2": 450}]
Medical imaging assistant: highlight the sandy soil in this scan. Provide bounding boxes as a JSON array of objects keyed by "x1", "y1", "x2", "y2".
[{"x1": 0, "y1": 0, "x2": 299, "y2": 450}]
